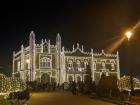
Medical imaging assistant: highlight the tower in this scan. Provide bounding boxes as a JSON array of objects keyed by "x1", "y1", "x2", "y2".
[
  {"x1": 56, "y1": 33, "x2": 62, "y2": 84},
  {"x1": 56, "y1": 33, "x2": 61, "y2": 52},
  {"x1": 29, "y1": 31, "x2": 36, "y2": 81}
]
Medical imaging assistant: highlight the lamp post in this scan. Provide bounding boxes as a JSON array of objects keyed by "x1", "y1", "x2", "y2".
[{"x1": 125, "y1": 31, "x2": 134, "y2": 97}]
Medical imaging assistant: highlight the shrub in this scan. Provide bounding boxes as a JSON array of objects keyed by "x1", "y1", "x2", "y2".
[
  {"x1": 96, "y1": 75, "x2": 119, "y2": 98},
  {"x1": 7, "y1": 89, "x2": 30, "y2": 100}
]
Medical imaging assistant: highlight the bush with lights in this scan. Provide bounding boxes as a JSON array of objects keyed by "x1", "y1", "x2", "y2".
[
  {"x1": 117, "y1": 76, "x2": 140, "y2": 101},
  {"x1": 117, "y1": 76, "x2": 140, "y2": 92},
  {"x1": 0, "y1": 74, "x2": 26, "y2": 99}
]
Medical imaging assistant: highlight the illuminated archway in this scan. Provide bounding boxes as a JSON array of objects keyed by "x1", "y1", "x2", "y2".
[
  {"x1": 41, "y1": 73, "x2": 50, "y2": 84},
  {"x1": 68, "y1": 76, "x2": 73, "y2": 82}
]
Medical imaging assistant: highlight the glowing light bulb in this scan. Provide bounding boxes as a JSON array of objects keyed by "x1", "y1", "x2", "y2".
[{"x1": 125, "y1": 31, "x2": 132, "y2": 40}]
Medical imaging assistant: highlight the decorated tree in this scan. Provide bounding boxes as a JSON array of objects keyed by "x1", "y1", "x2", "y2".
[
  {"x1": 117, "y1": 76, "x2": 140, "y2": 92},
  {"x1": 117, "y1": 76, "x2": 140, "y2": 101}
]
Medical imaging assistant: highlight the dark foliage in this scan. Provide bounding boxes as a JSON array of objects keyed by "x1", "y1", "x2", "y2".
[
  {"x1": 96, "y1": 75, "x2": 119, "y2": 98},
  {"x1": 7, "y1": 89, "x2": 30, "y2": 100}
]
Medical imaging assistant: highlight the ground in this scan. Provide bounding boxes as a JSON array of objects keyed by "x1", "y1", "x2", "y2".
[{"x1": 26, "y1": 91, "x2": 116, "y2": 105}]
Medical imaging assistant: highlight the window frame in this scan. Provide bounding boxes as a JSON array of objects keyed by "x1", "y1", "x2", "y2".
[{"x1": 39, "y1": 55, "x2": 52, "y2": 69}]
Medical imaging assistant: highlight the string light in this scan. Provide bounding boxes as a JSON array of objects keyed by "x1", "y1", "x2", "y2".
[
  {"x1": 0, "y1": 74, "x2": 26, "y2": 96},
  {"x1": 117, "y1": 76, "x2": 140, "y2": 92}
]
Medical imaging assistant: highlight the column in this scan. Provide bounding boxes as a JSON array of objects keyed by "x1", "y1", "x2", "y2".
[
  {"x1": 91, "y1": 48, "x2": 95, "y2": 81},
  {"x1": 117, "y1": 51, "x2": 120, "y2": 79},
  {"x1": 12, "y1": 51, "x2": 15, "y2": 78}
]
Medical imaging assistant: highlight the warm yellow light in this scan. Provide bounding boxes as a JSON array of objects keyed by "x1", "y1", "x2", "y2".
[
  {"x1": 125, "y1": 31, "x2": 132, "y2": 40},
  {"x1": 26, "y1": 59, "x2": 30, "y2": 63}
]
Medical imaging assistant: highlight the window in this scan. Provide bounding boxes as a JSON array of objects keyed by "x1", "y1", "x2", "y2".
[
  {"x1": 69, "y1": 76, "x2": 73, "y2": 82},
  {"x1": 26, "y1": 59, "x2": 30, "y2": 69},
  {"x1": 77, "y1": 76, "x2": 81, "y2": 82},
  {"x1": 84, "y1": 60, "x2": 88, "y2": 69},
  {"x1": 40, "y1": 57, "x2": 51, "y2": 68},
  {"x1": 68, "y1": 60, "x2": 73, "y2": 70},
  {"x1": 77, "y1": 60, "x2": 81, "y2": 71},
  {"x1": 102, "y1": 62, "x2": 106, "y2": 71},
  {"x1": 43, "y1": 43, "x2": 48, "y2": 53},
  {"x1": 110, "y1": 60, "x2": 115, "y2": 71},
  {"x1": 111, "y1": 63, "x2": 115, "y2": 70},
  {"x1": 17, "y1": 61, "x2": 20, "y2": 71}
]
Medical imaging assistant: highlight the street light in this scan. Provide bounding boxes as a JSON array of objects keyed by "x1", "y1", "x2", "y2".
[
  {"x1": 124, "y1": 31, "x2": 134, "y2": 98},
  {"x1": 125, "y1": 31, "x2": 133, "y2": 40}
]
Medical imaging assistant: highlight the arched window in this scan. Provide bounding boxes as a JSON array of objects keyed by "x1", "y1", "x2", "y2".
[
  {"x1": 26, "y1": 59, "x2": 30, "y2": 69},
  {"x1": 17, "y1": 61, "x2": 20, "y2": 71},
  {"x1": 110, "y1": 60, "x2": 115, "y2": 71},
  {"x1": 84, "y1": 60, "x2": 88, "y2": 69},
  {"x1": 40, "y1": 57, "x2": 51, "y2": 68},
  {"x1": 84, "y1": 75, "x2": 90, "y2": 82},
  {"x1": 43, "y1": 43, "x2": 48, "y2": 53},
  {"x1": 67, "y1": 60, "x2": 73, "y2": 70},
  {"x1": 69, "y1": 76, "x2": 73, "y2": 82},
  {"x1": 77, "y1": 60, "x2": 81, "y2": 71},
  {"x1": 77, "y1": 76, "x2": 81, "y2": 82},
  {"x1": 102, "y1": 62, "x2": 106, "y2": 71},
  {"x1": 111, "y1": 63, "x2": 115, "y2": 70}
]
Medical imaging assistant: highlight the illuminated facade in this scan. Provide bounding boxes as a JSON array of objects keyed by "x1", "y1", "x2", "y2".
[{"x1": 12, "y1": 31, "x2": 120, "y2": 84}]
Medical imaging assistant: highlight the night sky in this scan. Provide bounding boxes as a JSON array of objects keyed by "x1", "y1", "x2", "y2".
[{"x1": 1, "y1": 0, "x2": 140, "y2": 77}]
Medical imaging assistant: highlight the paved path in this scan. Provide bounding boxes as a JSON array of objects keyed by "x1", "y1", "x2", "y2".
[{"x1": 26, "y1": 91, "x2": 116, "y2": 105}]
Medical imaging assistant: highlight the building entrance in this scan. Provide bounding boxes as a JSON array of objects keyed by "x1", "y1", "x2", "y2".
[{"x1": 41, "y1": 73, "x2": 50, "y2": 83}]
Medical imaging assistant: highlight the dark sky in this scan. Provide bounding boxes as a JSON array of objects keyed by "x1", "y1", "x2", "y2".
[{"x1": 0, "y1": 0, "x2": 140, "y2": 76}]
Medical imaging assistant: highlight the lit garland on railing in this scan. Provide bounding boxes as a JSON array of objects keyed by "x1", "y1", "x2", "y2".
[
  {"x1": 0, "y1": 74, "x2": 26, "y2": 95},
  {"x1": 117, "y1": 75, "x2": 140, "y2": 92}
]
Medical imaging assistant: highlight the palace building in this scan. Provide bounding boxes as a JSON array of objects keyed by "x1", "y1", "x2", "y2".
[{"x1": 12, "y1": 31, "x2": 120, "y2": 84}]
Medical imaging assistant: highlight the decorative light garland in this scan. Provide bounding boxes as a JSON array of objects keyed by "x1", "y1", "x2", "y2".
[
  {"x1": 117, "y1": 75, "x2": 140, "y2": 92},
  {"x1": 0, "y1": 74, "x2": 26, "y2": 95}
]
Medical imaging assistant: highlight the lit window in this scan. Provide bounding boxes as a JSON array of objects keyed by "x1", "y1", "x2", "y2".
[
  {"x1": 68, "y1": 60, "x2": 73, "y2": 68},
  {"x1": 40, "y1": 57, "x2": 51, "y2": 68},
  {"x1": 17, "y1": 61, "x2": 20, "y2": 71},
  {"x1": 84, "y1": 60, "x2": 88, "y2": 69},
  {"x1": 78, "y1": 68, "x2": 82, "y2": 71},
  {"x1": 111, "y1": 63, "x2": 115, "y2": 70},
  {"x1": 26, "y1": 59, "x2": 30, "y2": 69},
  {"x1": 77, "y1": 60, "x2": 81, "y2": 71}
]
